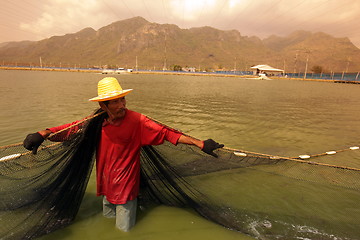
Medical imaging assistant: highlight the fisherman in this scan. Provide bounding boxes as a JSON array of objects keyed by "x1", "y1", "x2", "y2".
[{"x1": 23, "y1": 77, "x2": 224, "y2": 232}]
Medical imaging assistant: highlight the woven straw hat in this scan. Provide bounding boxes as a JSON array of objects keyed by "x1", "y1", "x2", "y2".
[{"x1": 89, "y1": 77, "x2": 133, "y2": 102}]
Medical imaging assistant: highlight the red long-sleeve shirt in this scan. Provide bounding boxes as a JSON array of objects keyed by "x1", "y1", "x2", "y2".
[{"x1": 48, "y1": 109, "x2": 182, "y2": 204}]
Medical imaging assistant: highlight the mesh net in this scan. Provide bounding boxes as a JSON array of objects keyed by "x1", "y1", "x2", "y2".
[
  {"x1": 0, "y1": 111, "x2": 103, "y2": 240},
  {"x1": 1, "y1": 111, "x2": 360, "y2": 239}
]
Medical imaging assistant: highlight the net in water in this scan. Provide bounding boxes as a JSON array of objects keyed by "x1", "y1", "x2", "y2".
[{"x1": 0, "y1": 111, "x2": 359, "y2": 239}]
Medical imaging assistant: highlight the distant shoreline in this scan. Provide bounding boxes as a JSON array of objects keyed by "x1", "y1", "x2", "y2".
[{"x1": 1, "y1": 66, "x2": 359, "y2": 84}]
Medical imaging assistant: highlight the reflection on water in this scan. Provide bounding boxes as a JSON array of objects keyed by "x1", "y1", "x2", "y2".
[{"x1": 1, "y1": 70, "x2": 360, "y2": 239}]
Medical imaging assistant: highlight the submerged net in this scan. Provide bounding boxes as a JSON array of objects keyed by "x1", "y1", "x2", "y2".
[{"x1": 1, "y1": 111, "x2": 360, "y2": 239}]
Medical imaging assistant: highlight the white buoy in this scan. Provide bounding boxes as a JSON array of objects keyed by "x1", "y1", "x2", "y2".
[
  {"x1": 0, "y1": 153, "x2": 21, "y2": 162},
  {"x1": 299, "y1": 155, "x2": 311, "y2": 159},
  {"x1": 234, "y1": 152, "x2": 247, "y2": 157},
  {"x1": 350, "y1": 146, "x2": 359, "y2": 150},
  {"x1": 326, "y1": 151, "x2": 337, "y2": 155}
]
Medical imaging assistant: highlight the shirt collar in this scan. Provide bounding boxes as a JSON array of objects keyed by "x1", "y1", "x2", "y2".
[{"x1": 102, "y1": 109, "x2": 127, "y2": 127}]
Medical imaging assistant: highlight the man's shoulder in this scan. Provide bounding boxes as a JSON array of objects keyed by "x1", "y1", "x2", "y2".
[
  {"x1": 125, "y1": 109, "x2": 145, "y2": 123},
  {"x1": 126, "y1": 109, "x2": 142, "y2": 117}
]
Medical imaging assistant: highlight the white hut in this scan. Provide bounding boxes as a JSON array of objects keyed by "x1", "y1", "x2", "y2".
[{"x1": 250, "y1": 64, "x2": 284, "y2": 76}]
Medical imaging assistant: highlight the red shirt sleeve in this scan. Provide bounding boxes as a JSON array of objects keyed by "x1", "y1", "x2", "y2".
[
  {"x1": 47, "y1": 120, "x2": 83, "y2": 142},
  {"x1": 140, "y1": 116, "x2": 182, "y2": 146}
]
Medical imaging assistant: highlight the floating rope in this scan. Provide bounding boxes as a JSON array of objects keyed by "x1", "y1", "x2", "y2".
[
  {"x1": 0, "y1": 142, "x2": 62, "y2": 162},
  {"x1": 224, "y1": 146, "x2": 360, "y2": 171},
  {"x1": 295, "y1": 146, "x2": 360, "y2": 159}
]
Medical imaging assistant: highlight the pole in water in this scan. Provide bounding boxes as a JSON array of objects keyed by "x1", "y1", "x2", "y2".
[{"x1": 303, "y1": 51, "x2": 309, "y2": 79}]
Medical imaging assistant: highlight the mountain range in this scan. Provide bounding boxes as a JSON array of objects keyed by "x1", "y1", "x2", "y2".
[{"x1": 1, "y1": 16, "x2": 359, "y2": 73}]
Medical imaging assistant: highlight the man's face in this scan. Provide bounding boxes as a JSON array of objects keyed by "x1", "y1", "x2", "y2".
[{"x1": 102, "y1": 96, "x2": 127, "y2": 120}]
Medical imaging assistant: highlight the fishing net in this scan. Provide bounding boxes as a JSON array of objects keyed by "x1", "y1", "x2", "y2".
[
  {"x1": 0, "y1": 111, "x2": 103, "y2": 240},
  {"x1": 1, "y1": 110, "x2": 360, "y2": 240}
]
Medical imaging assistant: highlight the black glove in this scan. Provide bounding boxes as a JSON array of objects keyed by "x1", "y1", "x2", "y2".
[
  {"x1": 23, "y1": 132, "x2": 45, "y2": 154},
  {"x1": 202, "y1": 139, "x2": 224, "y2": 158}
]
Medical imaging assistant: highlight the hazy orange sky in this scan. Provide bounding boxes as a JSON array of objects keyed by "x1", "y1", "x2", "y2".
[{"x1": 1, "y1": 0, "x2": 359, "y2": 48}]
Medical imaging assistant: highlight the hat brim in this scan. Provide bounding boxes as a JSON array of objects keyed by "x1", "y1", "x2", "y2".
[{"x1": 89, "y1": 89, "x2": 133, "y2": 102}]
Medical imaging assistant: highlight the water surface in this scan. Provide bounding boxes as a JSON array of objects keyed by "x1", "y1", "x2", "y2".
[{"x1": 1, "y1": 70, "x2": 359, "y2": 239}]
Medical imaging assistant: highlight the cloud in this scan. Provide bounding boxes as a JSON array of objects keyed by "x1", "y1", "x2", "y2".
[
  {"x1": 20, "y1": 12, "x2": 54, "y2": 36},
  {"x1": 169, "y1": 0, "x2": 215, "y2": 21},
  {"x1": 19, "y1": 0, "x2": 111, "y2": 37}
]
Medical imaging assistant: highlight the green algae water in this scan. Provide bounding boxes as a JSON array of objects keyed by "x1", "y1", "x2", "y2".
[{"x1": 1, "y1": 70, "x2": 359, "y2": 239}]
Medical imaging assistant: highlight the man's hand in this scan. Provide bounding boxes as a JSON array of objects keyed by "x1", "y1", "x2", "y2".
[
  {"x1": 202, "y1": 139, "x2": 224, "y2": 158},
  {"x1": 23, "y1": 132, "x2": 45, "y2": 154}
]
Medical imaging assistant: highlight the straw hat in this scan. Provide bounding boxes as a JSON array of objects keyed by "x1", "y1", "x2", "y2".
[{"x1": 89, "y1": 77, "x2": 133, "y2": 102}]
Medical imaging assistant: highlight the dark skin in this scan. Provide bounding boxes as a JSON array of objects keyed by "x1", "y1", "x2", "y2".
[{"x1": 39, "y1": 96, "x2": 204, "y2": 149}]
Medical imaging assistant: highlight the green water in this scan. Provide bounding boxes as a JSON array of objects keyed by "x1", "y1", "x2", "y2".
[{"x1": 1, "y1": 70, "x2": 360, "y2": 239}]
